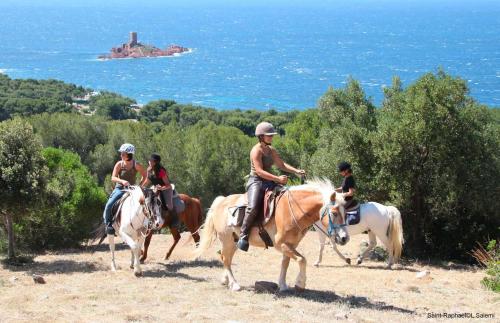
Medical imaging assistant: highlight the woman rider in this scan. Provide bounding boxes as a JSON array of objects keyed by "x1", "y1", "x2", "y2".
[
  {"x1": 145, "y1": 153, "x2": 179, "y2": 227},
  {"x1": 102, "y1": 143, "x2": 147, "y2": 235},
  {"x1": 237, "y1": 122, "x2": 306, "y2": 252}
]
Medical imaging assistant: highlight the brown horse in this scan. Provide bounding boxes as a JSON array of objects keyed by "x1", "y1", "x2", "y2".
[
  {"x1": 140, "y1": 194, "x2": 203, "y2": 263},
  {"x1": 195, "y1": 179, "x2": 348, "y2": 291}
]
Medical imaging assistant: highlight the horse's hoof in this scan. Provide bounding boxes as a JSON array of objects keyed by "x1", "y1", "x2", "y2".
[
  {"x1": 230, "y1": 282, "x2": 241, "y2": 291},
  {"x1": 139, "y1": 259, "x2": 145, "y2": 264},
  {"x1": 313, "y1": 262, "x2": 320, "y2": 267},
  {"x1": 357, "y1": 258, "x2": 362, "y2": 265},
  {"x1": 279, "y1": 284, "x2": 290, "y2": 292},
  {"x1": 346, "y1": 258, "x2": 351, "y2": 265},
  {"x1": 294, "y1": 285, "x2": 306, "y2": 292},
  {"x1": 134, "y1": 271, "x2": 143, "y2": 277},
  {"x1": 130, "y1": 265, "x2": 134, "y2": 269}
]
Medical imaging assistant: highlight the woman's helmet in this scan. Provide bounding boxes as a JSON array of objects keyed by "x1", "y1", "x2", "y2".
[
  {"x1": 255, "y1": 122, "x2": 278, "y2": 137},
  {"x1": 338, "y1": 161, "x2": 351, "y2": 172},
  {"x1": 118, "y1": 143, "x2": 135, "y2": 154},
  {"x1": 149, "y1": 153, "x2": 161, "y2": 162}
]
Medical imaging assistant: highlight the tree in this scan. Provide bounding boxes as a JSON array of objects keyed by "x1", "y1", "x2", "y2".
[
  {"x1": 374, "y1": 71, "x2": 500, "y2": 259},
  {"x1": 181, "y1": 123, "x2": 253, "y2": 206},
  {"x1": 15, "y1": 148, "x2": 107, "y2": 250},
  {"x1": 0, "y1": 119, "x2": 47, "y2": 258},
  {"x1": 91, "y1": 92, "x2": 136, "y2": 120},
  {"x1": 310, "y1": 79, "x2": 378, "y2": 200}
]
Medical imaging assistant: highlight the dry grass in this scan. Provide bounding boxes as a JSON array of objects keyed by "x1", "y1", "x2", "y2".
[{"x1": 1, "y1": 233, "x2": 498, "y2": 322}]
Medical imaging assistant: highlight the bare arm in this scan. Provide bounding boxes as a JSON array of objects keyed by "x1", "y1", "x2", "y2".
[
  {"x1": 135, "y1": 163, "x2": 148, "y2": 187},
  {"x1": 111, "y1": 162, "x2": 126, "y2": 185},
  {"x1": 344, "y1": 187, "x2": 356, "y2": 197},
  {"x1": 271, "y1": 148, "x2": 305, "y2": 175}
]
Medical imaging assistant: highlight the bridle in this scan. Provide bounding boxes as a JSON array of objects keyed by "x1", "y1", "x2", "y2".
[
  {"x1": 136, "y1": 188, "x2": 161, "y2": 237},
  {"x1": 318, "y1": 201, "x2": 347, "y2": 237}
]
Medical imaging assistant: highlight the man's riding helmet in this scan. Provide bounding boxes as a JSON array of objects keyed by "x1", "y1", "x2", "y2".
[
  {"x1": 255, "y1": 122, "x2": 278, "y2": 137},
  {"x1": 118, "y1": 143, "x2": 135, "y2": 155},
  {"x1": 338, "y1": 161, "x2": 352, "y2": 172}
]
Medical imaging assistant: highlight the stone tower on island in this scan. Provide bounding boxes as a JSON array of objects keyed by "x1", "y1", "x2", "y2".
[{"x1": 128, "y1": 32, "x2": 138, "y2": 47}]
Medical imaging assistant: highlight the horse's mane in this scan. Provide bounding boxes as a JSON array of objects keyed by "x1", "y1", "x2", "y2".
[
  {"x1": 289, "y1": 177, "x2": 335, "y2": 205},
  {"x1": 124, "y1": 185, "x2": 144, "y2": 208}
]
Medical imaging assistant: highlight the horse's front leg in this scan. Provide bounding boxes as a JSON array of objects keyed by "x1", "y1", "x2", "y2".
[
  {"x1": 331, "y1": 238, "x2": 351, "y2": 265},
  {"x1": 133, "y1": 234, "x2": 145, "y2": 276},
  {"x1": 280, "y1": 243, "x2": 307, "y2": 291},
  {"x1": 314, "y1": 226, "x2": 326, "y2": 267},
  {"x1": 140, "y1": 231, "x2": 153, "y2": 264},
  {"x1": 357, "y1": 231, "x2": 377, "y2": 265},
  {"x1": 165, "y1": 226, "x2": 181, "y2": 260},
  {"x1": 108, "y1": 234, "x2": 117, "y2": 271},
  {"x1": 120, "y1": 229, "x2": 143, "y2": 277},
  {"x1": 278, "y1": 254, "x2": 291, "y2": 291}
]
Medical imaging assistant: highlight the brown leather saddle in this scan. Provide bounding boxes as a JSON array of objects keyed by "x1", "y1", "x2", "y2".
[{"x1": 228, "y1": 186, "x2": 287, "y2": 248}]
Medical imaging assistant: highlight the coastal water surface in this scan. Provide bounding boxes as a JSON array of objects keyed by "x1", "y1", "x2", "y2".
[{"x1": 0, "y1": 1, "x2": 499, "y2": 110}]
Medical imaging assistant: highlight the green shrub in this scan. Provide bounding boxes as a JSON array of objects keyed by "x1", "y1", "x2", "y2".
[{"x1": 14, "y1": 148, "x2": 107, "y2": 250}]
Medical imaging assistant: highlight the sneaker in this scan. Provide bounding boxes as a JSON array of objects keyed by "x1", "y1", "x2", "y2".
[
  {"x1": 237, "y1": 238, "x2": 249, "y2": 252},
  {"x1": 106, "y1": 225, "x2": 115, "y2": 235}
]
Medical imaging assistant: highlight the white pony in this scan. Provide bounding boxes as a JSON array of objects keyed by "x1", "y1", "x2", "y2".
[
  {"x1": 108, "y1": 186, "x2": 163, "y2": 276},
  {"x1": 314, "y1": 200, "x2": 404, "y2": 268}
]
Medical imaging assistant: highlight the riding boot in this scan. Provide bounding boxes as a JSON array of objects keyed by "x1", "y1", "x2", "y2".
[
  {"x1": 237, "y1": 178, "x2": 263, "y2": 252},
  {"x1": 169, "y1": 209, "x2": 180, "y2": 228}
]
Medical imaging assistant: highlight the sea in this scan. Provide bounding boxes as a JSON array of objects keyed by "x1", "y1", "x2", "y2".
[{"x1": 0, "y1": 0, "x2": 499, "y2": 110}]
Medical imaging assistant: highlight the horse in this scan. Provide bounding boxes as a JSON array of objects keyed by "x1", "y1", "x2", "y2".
[
  {"x1": 195, "y1": 179, "x2": 349, "y2": 292},
  {"x1": 313, "y1": 201, "x2": 404, "y2": 268},
  {"x1": 107, "y1": 186, "x2": 163, "y2": 276},
  {"x1": 140, "y1": 194, "x2": 203, "y2": 263}
]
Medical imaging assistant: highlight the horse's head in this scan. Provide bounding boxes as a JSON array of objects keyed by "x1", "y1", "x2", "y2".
[
  {"x1": 142, "y1": 188, "x2": 164, "y2": 230},
  {"x1": 325, "y1": 190, "x2": 350, "y2": 246}
]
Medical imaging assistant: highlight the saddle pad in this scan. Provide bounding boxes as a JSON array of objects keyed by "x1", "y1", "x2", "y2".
[
  {"x1": 173, "y1": 195, "x2": 185, "y2": 213},
  {"x1": 346, "y1": 209, "x2": 360, "y2": 225}
]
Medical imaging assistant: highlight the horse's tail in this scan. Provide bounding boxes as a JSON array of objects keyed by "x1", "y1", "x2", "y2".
[
  {"x1": 194, "y1": 196, "x2": 225, "y2": 258},
  {"x1": 88, "y1": 223, "x2": 107, "y2": 254},
  {"x1": 387, "y1": 206, "x2": 404, "y2": 263},
  {"x1": 196, "y1": 197, "x2": 204, "y2": 226}
]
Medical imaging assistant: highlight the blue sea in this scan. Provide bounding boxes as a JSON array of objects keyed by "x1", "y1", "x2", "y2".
[{"x1": 0, "y1": 0, "x2": 499, "y2": 110}]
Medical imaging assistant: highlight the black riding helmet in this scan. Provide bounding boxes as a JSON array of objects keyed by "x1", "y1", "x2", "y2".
[
  {"x1": 149, "y1": 153, "x2": 161, "y2": 163},
  {"x1": 338, "y1": 161, "x2": 351, "y2": 172}
]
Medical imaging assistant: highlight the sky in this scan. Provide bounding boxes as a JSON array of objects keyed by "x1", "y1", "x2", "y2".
[{"x1": 1, "y1": 0, "x2": 497, "y2": 7}]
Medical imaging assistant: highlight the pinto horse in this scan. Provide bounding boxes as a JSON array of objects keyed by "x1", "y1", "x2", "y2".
[
  {"x1": 196, "y1": 179, "x2": 348, "y2": 292},
  {"x1": 140, "y1": 194, "x2": 203, "y2": 263},
  {"x1": 107, "y1": 186, "x2": 163, "y2": 276},
  {"x1": 314, "y1": 201, "x2": 404, "y2": 268}
]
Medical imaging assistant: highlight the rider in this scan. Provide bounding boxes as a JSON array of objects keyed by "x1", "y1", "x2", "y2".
[
  {"x1": 333, "y1": 161, "x2": 357, "y2": 214},
  {"x1": 145, "y1": 153, "x2": 179, "y2": 227},
  {"x1": 237, "y1": 122, "x2": 306, "y2": 252},
  {"x1": 102, "y1": 143, "x2": 147, "y2": 235}
]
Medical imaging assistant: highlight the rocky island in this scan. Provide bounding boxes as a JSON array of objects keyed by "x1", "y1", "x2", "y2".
[{"x1": 98, "y1": 32, "x2": 190, "y2": 59}]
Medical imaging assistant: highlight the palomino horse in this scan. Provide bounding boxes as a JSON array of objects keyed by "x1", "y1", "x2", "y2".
[
  {"x1": 140, "y1": 194, "x2": 203, "y2": 263},
  {"x1": 107, "y1": 186, "x2": 163, "y2": 276},
  {"x1": 314, "y1": 201, "x2": 404, "y2": 268},
  {"x1": 196, "y1": 179, "x2": 349, "y2": 292}
]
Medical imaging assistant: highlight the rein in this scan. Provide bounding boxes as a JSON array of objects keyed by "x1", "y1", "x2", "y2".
[
  {"x1": 286, "y1": 189, "x2": 305, "y2": 231},
  {"x1": 127, "y1": 187, "x2": 158, "y2": 237}
]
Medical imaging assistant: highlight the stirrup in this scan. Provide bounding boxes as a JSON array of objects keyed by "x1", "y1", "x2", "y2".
[{"x1": 237, "y1": 238, "x2": 249, "y2": 252}]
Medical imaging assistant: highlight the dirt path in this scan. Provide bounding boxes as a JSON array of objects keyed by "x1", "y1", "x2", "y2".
[{"x1": 0, "y1": 233, "x2": 498, "y2": 322}]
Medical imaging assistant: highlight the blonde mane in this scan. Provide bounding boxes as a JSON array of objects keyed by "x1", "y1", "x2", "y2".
[{"x1": 289, "y1": 177, "x2": 336, "y2": 205}]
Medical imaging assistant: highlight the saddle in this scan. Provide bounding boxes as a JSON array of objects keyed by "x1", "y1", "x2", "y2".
[
  {"x1": 345, "y1": 203, "x2": 361, "y2": 226},
  {"x1": 228, "y1": 185, "x2": 287, "y2": 248},
  {"x1": 110, "y1": 191, "x2": 131, "y2": 227}
]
